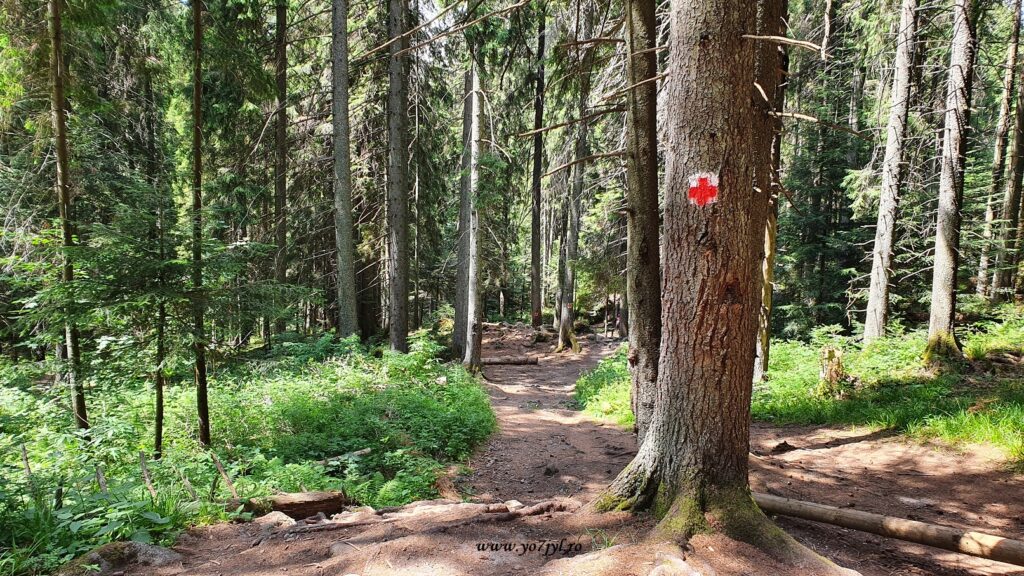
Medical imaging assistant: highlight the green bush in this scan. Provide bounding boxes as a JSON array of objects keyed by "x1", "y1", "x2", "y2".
[
  {"x1": 0, "y1": 331, "x2": 495, "y2": 574},
  {"x1": 574, "y1": 346, "x2": 633, "y2": 428}
]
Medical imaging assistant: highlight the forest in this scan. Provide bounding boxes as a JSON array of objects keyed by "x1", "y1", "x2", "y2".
[{"x1": 1, "y1": 0, "x2": 1024, "y2": 573}]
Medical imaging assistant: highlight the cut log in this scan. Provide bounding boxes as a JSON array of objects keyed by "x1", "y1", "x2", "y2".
[
  {"x1": 235, "y1": 491, "x2": 351, "y2": 519},
  {"x1": 481, "y1": 356, "x2": 538, "y2": 365},
  {"x1": 754, "y1": 492, "x2": 1024, "y2": 567}
]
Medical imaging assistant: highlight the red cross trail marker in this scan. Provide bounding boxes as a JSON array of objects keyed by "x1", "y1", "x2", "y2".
[{"x1": 687, "y1": 172, "x2": 719, "y2": 207}]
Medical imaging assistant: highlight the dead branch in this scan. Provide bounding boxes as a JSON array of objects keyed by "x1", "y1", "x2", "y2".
[
  {"x1": 395, "y1": 0, "x2": 530, "y2": 57},
  {"x1": 542, "y1": 150, "x2": 626, "y2": 178},
  {"x1": 516, "y1": 107, "x2": 624, "y2": 138},
  {"x1": 599, "y1": 73, "x2": 668, "y2": 103},
  {"x1": 742, "y1": 34, "x2": 822, "y2": 54}
]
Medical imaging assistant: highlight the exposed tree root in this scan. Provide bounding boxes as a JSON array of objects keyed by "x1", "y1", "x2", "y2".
[
  {"x1": 589, "y1": 451, "x2": 659, "y2": 512},
  {"x1": 651, "y1": 486, "x2": 859, "y2": 575}
]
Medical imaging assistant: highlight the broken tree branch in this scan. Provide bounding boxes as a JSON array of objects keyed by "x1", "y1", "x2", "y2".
[
  {"x1": 517, "y1": 107, "x2": 624, "y2": 138},
  {"x1": 742, "y1": 34, "x2": 822, "y2": 54},
  {"x1": 542, "y1": 150, "x2": 625, "y2": 178},
  {"x1": 772, "y1": 111, "x2": 872, "y2": 142},
  {"x1": 599, "y1": 73, "x2": 668, "y2": 103},
  {"x1": 395, "y1": 0, "x2": 530, "y2": 57}
]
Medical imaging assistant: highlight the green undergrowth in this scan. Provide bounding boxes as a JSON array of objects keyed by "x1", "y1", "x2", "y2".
[
  {"x1": 0, "y1": 332, "x2": 495, "y2": 575},
  {"x1": 575, "y1": 306, "x2": 1024, "y2": 467},
  {"x1": 574, "y1": 345, "x2": 633, "y2": 428}
]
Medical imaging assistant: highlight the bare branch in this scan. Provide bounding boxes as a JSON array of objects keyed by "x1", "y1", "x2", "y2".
[
  {"x1": 742, "y1": 34, "x2": 821, "y2": 54},
  {"x1": 598, "y1": 73, "x2": 668, "y2": 103},
  {"x1": 516, "y1": 107, "x2": 624, "y2": 138},
  {"x1": 542, "y1": 150, "x2": 625, "y2": 178}
]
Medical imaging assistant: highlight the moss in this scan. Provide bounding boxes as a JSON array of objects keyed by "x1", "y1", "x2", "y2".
[
  {"x1": 924, "y1": 332, "x2": 962, "y2": 364},
  {"x1": 591, "y1": 492, "x2": 633, "y2": 512},
  {"x1": 652, "y1": 494, "x2": 708, "y2": 540}
]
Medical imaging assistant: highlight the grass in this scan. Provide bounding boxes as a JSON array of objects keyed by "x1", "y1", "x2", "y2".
[
  {"x1": 574, "y1": 306, "x2": 1024, "y2": 467},
  {"x1": 0, "y1": 331, "x2": 496, "y2": 574}
]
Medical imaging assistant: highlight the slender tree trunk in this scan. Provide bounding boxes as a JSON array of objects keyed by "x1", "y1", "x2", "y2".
[
  {"x1": 529, "y1": 11, "x2": 547, "y2": 329},
  {"x1": 993, "y1": 46, "x2": 1024, "y2": 301},
  {"x1": 192, "y1": 0, "x2": 210, "y2": 446},
  {"x1": 463, "y1": 57, "x2": 483, "y2": 370},
  {"x1": 623, "y1": 0, "x2": 660, "y2": 440},
  {"x1": 332, "y1": 0, "x2": 358, "y2": 337},
  {"x1": 387, "y1": 0, "x2": 410, "y2": 352},
  {"x1": 274, "y1": 0, "x2": 288, "y2": 334},
  {"x1": 863, "y1": 0, "x2": 918, "y2": 343},
  {"x1": 143, "y1": 46, "x2": 165, "y2": 458},
  {"x1": 981, "y1": 0, "x2": 1021, "y2": 299},
  {"x1": 753, "y1": 0, "x2": 788, "y2": 379},
  {"x1": 556, "y1": 16, "x2": 594, "y2": 354},
  {"x1": 453, "y1": 68, "x2": 472, "y2": 358},
  {"x1": 926, "y1": 0, "x2": 977, "y2": 361},
  {"x1": 48, "y1": 0, "x2": 87, "y2": 430}
]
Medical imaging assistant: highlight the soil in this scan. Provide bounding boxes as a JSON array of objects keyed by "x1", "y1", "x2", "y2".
[{"x1": 126, "y1": 325, "x2": 1024, "y2": 576}]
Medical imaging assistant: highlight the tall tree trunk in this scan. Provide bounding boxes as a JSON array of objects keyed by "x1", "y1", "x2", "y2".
[
  {"x1": 192, "y1": 0, "x2": 210, "y2": 446},
  {"x1": 993, "y1": 45, "x2": 1024, "y2": 301},
  {"x1": 594, "y1": 4, "x2": 850, "y2": 569},
  {"x1": 863, "y1": 0, "x2": 918, "y2": 343},
  {"x1": 463, "y1": 57, "x2": 483, "y2": 370},
  {"x1": 981, "y1": 0, "x2": 1021, "y2": 299},
  {"x1": 752, "y1": 0, "x2": 788, "y2": 380},
  {"x1": 274, "y1": 0, "x2": 288, "y2": 334},
  {"x1": 556, "y1": 15, "x2": 594, "y2": 354},
  {"x1": 143, "y1": 46, "x2": 166, "y2": 458},
  {"x1": 453, "y1": 68, "x2": 473, "y2": 358},
  {"x1": 926, "y1": 0, "x2": 977, "y2": 361},
  {"x1": 530, "y1": 8, "x2": 547, "y2": 329},
  {"x1": 387, "y1": 0, "x2": 410, "y2": 352},
  {"x1": 623, "y1": 0, "x2": 661, "y2": 440},
  {"x1": 332, "y1": 0, "x2": 358, "y2": 337},
  {"x1": 48, "y1": 0, "x2": 87, "y2": 430}
]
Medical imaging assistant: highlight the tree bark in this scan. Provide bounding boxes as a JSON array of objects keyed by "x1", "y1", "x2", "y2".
[
  {"x1": 863, "y1": 0, "x2": 918, "y2": 343},
  {"x1": 332, "y1": 0, "x2": 358, "y2": 337},
  {"x1": 48, "y1": 0, "x2": 88, "y2": 430},
  {"x1": 387, "y1": 0, "x2": 410, "y2": 352},
  {"x1": 530, "y1": 8, "x2": 547, "y2": 329},
  {"x1": 274, "y1": 0, "x2": 288, "y2": 334},
  {"x1": 593, "y1": 2, "x2": 845, "y2": 568},
  {"x1": 143, "y1": 46, "x2": 165, "y2": 458},
  {"x1": 752, "y1": 0, "x2": 788, "y2": 381},
  {"x1": 926, "y1": 0, "x2": 977, "y2": 361},
  {"x1": 623, "y1": 0, "x2": 661, "y2": 440},
  {"x1": 556, "y1": 13, "x2": 594, "y2": 354},
  {"x1": 453, "y1": 68, "x2": 473, "y2": 358},
  {"x1": 192, "y1": 0, "x2": 210, "y2": 446},
  {"x1": 993, "y1": 20, "x2": 1024, "y2": 302},
  {"x1": 463, "y1": 57, "x2": 483, "y2": 370}
]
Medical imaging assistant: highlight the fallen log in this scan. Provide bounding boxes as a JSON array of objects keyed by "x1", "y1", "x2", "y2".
[
  {"x1": 233, "y1": 491, "x2": 351, "y2": 519},
  {"x1": 481, "y1": 356, "x2": 539, "y2": 365},
  {"x1": 754, "y1": 492, "x2": 1024, "y2": 567}
]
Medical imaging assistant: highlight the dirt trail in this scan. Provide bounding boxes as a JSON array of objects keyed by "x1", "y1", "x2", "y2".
[
  {"x1": 126, "y1": 325, "x2": 1024, "y2": 576},
  {"x1": 467, "y1": 326, "x2": 631, "y2": 503}
]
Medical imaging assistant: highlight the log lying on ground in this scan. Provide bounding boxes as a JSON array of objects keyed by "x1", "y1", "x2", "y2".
[
  {"x1": 754, "y1": 492, "x2": 1024, "y2": 567},
  {"x1": 481, "y1": 356, "x2": 539, "y2": 365},
  {"x1": 234, "y1": 491, "x2": 351, "y2": 519}
]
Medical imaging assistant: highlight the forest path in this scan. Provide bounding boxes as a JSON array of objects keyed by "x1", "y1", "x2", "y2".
[
  {"x1": 466, "y1": 324, "x2": 1024, "y2": 576},
  {"x1": 125, "y1": 326, "x2": 1024, "y2": 576},
  {"x1": 466, "y1": 324, "x2": 631, "y2": 504}
]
